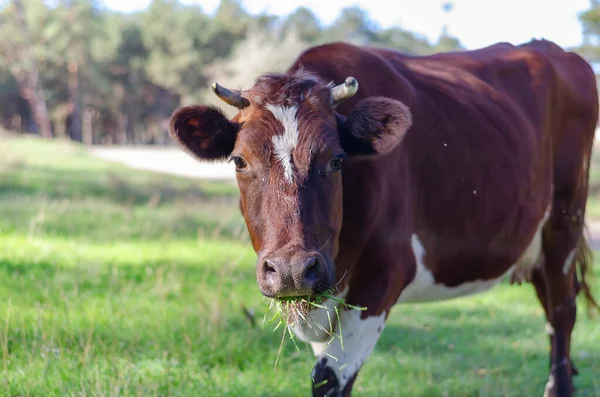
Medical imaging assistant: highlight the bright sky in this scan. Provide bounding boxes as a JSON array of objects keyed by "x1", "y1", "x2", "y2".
[{"x1": 101, "y1": 0, "x2": 591, "y2": 50}]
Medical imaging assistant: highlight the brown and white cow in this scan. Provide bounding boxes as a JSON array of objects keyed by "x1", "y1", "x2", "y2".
[{"x1": 169, "y1": 39, "x2": 599, "y2": 396}]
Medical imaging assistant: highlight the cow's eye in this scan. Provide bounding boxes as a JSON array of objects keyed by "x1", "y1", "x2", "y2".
[
  {"x1": 229, "y1": 156, "x2": 247, "y2": 171},
  {"x1": 328, "y1": 155, "x2": 345, "y2": 172}
]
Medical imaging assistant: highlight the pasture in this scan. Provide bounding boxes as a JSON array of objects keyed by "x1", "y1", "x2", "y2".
[{"x1": 0, "y1": 133, "x2": 599, "y2": 396}]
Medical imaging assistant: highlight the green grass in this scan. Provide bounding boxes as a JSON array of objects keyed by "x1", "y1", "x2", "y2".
[
  {"x1": 0, "y1": 133, "x2": 599, "y2": 396},
  {"x1": 586, "y1": 142, "x2": 600, "y2": 219}
]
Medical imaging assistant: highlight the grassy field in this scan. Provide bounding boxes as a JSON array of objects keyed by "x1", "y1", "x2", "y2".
[{"x1": 0, "y1": 133, "x2": 599, "y2": 396}]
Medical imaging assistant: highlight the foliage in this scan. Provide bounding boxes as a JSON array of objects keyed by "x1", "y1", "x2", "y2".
[
  {"x1": 578, "y1": 0, "x2": 600, "y2": 75},
  {"x1": 0, "y1": 0, "x2": 463, "y2": 144}
]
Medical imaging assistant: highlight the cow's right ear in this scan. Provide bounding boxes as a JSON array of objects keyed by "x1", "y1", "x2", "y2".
[
  {"x1": 169, "y1": 105, "x2": 239, "y2": 161},
  {"x1": 336, "y1": 97, "x2": 412, "y2": 158}
]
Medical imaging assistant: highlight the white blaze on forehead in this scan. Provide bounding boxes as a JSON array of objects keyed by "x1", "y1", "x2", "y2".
[{"x1": 266, "y1": 103, "x2": 299, "y2": 182}]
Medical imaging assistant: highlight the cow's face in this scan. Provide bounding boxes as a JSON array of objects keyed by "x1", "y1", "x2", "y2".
[{"x1": 169, "y1": 69, "x2": 412, "y2": 299}]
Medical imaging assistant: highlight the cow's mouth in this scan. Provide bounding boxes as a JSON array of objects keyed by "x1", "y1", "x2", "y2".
[
  {"x1": 267, "y1": 288, "x2": 361, "y2": 327},
  {"x1": 270, "y1": 294, "x2": 326, "y2": 326}
]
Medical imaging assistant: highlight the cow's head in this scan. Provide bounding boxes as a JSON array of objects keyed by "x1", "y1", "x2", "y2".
[{"x1": 169, "y1": 69, "x2": 412, "y2": 299}]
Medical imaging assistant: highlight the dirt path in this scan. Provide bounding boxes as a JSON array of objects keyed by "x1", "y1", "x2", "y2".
[
  {"x1": 586, "y1": 221, "x2": 600, "y2": 251},
  {"x1": 88, "y1": 145, "x2": 236, "y2": 181},
  {"x1": 88, "y1": 145, "x2": 600, "y2": 250}
]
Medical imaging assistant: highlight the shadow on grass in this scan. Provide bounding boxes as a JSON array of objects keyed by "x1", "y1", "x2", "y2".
[
  {"x1": 0, "y1": 165, "x2": 248, "y2": 242},
  {"x1": 0, "y1": 253, "x2": 255, "y2": 296},
  {"x1": 0, "y1": 201, "x2": 249, "y2": 242}
]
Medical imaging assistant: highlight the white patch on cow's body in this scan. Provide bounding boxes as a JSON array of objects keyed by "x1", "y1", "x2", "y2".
[
  {"x1": 545, "y1": 321, "x2": 555, "y2": 336},
  {"x1": 310, "y1": 310, "x2": 387, "y2": 391},
  {"x1": 398, "y1": 206, "x2": 552, "y2": 304},
  {"x1": 289, "y1": 288, "x2": 348, "y2": 343},
  {"x1": 397, "y1": 234, "x2": 515, "y2": 304},
  {"x1": 266, "y1": 104, "x2": 299, "y2": 182},
  {"x1": 562, "y1": 249, "x2": 577, "y2": 275},
  {"x1": 511, "y1": 205, "x2": 552, "y2": 283}
]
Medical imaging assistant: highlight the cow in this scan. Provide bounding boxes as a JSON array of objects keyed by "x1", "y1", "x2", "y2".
[{"x1": 168, "y1": 39, "x2": 599, "y2": 396}]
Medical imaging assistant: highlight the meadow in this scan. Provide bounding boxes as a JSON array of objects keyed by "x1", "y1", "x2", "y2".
[{"x1": 0, "y1": 133, "x2": 599, "y2": 396}]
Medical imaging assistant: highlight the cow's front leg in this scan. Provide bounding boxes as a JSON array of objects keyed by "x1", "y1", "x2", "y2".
[{"x1": 309, "y1": 307, "x2": 388, "y2": 397}]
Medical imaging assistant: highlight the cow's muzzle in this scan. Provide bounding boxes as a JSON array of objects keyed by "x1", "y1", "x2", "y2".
[{"x1": 257, "y1": 253, "x2": 333, "y2": 298}]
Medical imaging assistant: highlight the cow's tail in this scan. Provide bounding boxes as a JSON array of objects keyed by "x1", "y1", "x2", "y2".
[{"x1": 575, "y1": 226, "x2": 600, "y2": 315}]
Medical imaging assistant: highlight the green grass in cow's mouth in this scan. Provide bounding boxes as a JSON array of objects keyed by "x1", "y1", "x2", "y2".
[{"x1": 264, "y1": 290, "x2": 366, "y2": 369}]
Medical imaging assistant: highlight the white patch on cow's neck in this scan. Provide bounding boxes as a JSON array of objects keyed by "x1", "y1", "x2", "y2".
[
  {"x1": 397, "y1": 234, "x2": 515, "y2": 303},
  {"x1": 310, "y1": 310, "x2": 387, "y2": 391},
  {"x1": 267, "y1": 104, "x2": 299, "y2": 182},
  {"x1": 289, "y1": 287, "x2": 348, "y2": 343}
]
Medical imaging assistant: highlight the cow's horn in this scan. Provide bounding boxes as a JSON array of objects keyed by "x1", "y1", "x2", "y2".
[
  {"x1": 331, "y1": 76, "x2": 358, "y2": 106},
  {"x1": 211, "y1": 82, "x2": 250, "y2": 109}
]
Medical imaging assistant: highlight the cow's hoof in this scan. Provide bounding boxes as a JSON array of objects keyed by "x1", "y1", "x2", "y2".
[{"x1": 311, "y1": 358, "x2": 340, "y2": 397}]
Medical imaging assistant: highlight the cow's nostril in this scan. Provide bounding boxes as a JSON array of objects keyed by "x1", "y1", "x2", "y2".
[
  {"x1": 303, "y1": 258, "x2": 319, "y2": 282},
  {"x1": 263, "y1": 260, "x2": 276, "y2": 274}
]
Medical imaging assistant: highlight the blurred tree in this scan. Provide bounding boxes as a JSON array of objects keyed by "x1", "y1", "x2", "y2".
[
  {"x1": 321, "y1": 5, "x2": 462, "y2": 54},
  {"x1": 0, "y1": 0, "x2": 53, "y2": 137},
  {"x1": 282, "y1": 7, "x2": 322, "y2": 43},
  {"x1": 0, "y1": 0, "x2": 465, "y2": 144},
  {"x1": 432, "y1": 34, "x2": 463, "y2": 53},
  {"x1": 441, "y1": 1, "x2": 454, "y2": 37},
  {"x1": 0, "y1": 67, "x2": 29, "y2": 132},
  {"x1": 375, "y1": 28, "x2": 433, "y2": 54},
  {"x1": 47, "y1": 0, "x2": 103, "y2": 143},
  {"x1": 325, "y1": 6, "x2": 378, "y2": 45},
  {"x1": 90, "y1": 13, "x2": 151, "y2": 144},
  {"x1": 578, "y1": 0, "x2": 600, "y2": 68},
  {"x1": 434, "y1": 1, "x2": 463, "y2": 53},
  {"x1": 203, "y1": 27, "x2": 309, "y2": 118}
]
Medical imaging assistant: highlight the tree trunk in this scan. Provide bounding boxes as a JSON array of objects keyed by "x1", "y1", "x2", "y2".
[
  {"x1": 117, "y1": 113, "x2": 128, "y2": 145},
  {"x1": 82, "y1": 107, "x2": 94, "y2": 145},
  {"x1": 12, "y1": 0, "x2": 52, "y2": 138},
  {"x1": 68, "y1": 60, "x2": 82, "y2": 142}
]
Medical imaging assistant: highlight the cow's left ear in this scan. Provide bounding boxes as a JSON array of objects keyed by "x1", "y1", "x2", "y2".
[
  {"x1": 169, "y1": 104, "x2": 239, "y2": 162},
  {"x1": 337, "y1": 97, "x2": 412, "y2": 157}
]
